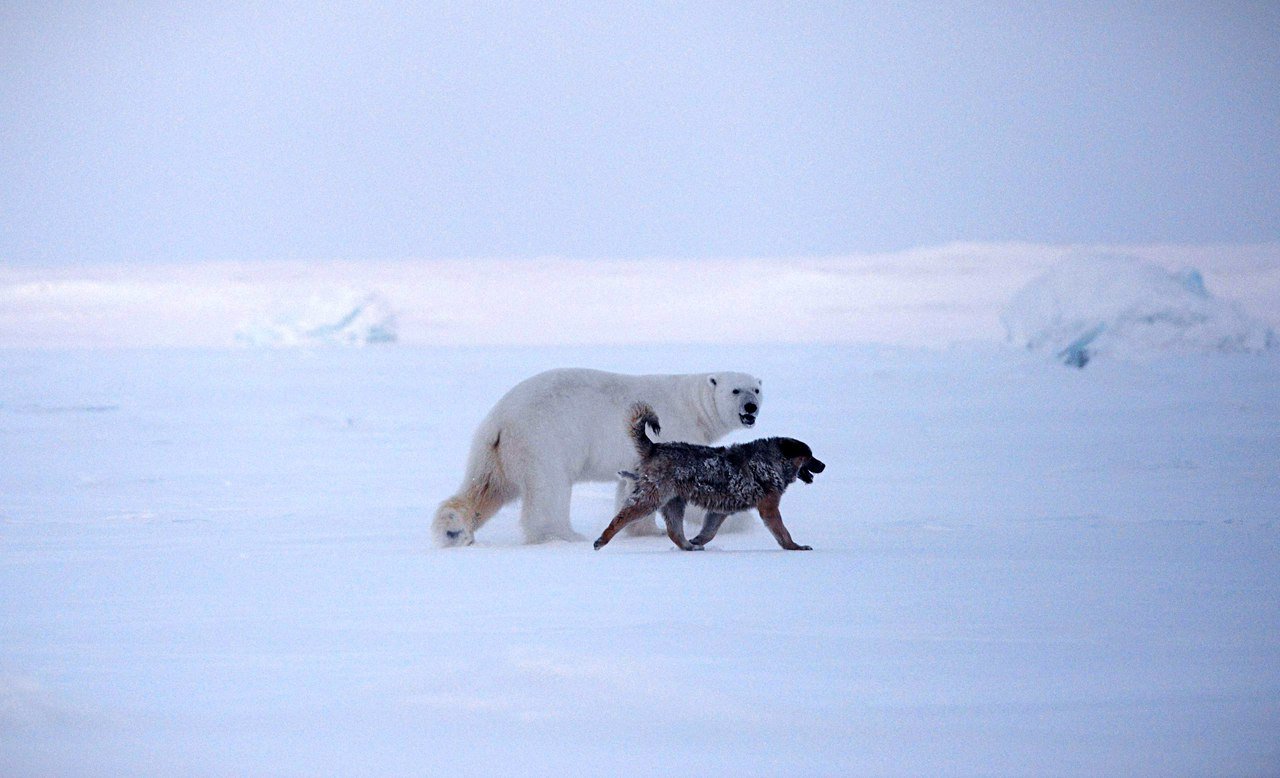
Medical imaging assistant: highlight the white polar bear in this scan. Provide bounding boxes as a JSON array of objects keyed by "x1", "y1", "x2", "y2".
[{"x1": 432, "y1": 368, "x2": 762, "y2": 546}]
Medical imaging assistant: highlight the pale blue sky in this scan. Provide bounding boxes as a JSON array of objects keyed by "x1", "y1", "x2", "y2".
[{"x1": 2, "y1": 2, "x2": 1277, "y2": 265}]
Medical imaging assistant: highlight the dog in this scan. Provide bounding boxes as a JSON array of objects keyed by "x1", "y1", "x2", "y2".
[{"x1": 593, "y1": 403, "x2": 825, "y2": 551}]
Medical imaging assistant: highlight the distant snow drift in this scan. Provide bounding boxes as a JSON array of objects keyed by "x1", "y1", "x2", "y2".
[
  {"x1": 1, "y1": 243, "x2": 1276, "y2": 350},
  {"x1": 1003, "y1": 255, "x2": 1275, "y2": 367}
]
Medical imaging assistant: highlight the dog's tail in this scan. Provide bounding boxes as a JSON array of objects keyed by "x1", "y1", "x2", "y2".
[{"x1": 628, "y1": 402, "x2": 661, "y2": 459}]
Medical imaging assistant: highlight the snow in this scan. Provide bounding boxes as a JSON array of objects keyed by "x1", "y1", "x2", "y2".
[
  {"x1": 1003, "y1": 254, "x2": 1275, "y2": 367},
  {"x1": 2, "y1": 341, "x2": 1279, "y2": 776},
  {"x1": 3, "y1": 246, "x2": 1280, "y2": 774},
  {"x1": 3, "y1": 242, "x2": 1278, "y2": 349}
]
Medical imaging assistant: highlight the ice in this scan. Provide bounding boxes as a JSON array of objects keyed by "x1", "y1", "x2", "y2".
[
  {"x1": 2, "y1": 248, "x2": 1279, "y2": 773},
  {"x1": 235, "y1": 289, "x2": 398, "y2": 347},
  {"x1": 2, "y1": 244, "x2": 1277, "y2": 349},
  {"x1": 1002, "y1": 254, "x2": 1275, "y2": 366}
]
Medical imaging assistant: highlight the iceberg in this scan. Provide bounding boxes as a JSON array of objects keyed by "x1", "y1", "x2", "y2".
[
  {"x1": 1002, "y1": 254, "x2": 1274, "y2": 367},
  {"x1": 236, "y1": 290, "x2": 398, "y2": 347}
]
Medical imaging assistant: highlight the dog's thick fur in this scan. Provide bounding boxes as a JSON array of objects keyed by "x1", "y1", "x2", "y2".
[
  {"x1": 594, "y1": 403, "x2": 825, "y2": 551},
  {"x1": 433, "y1": 368, "x2": 762, "y2": 546}
]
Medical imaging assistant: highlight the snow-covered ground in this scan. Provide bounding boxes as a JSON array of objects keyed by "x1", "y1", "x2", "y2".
[
  {"x1": 3, "y1": 342, "x2": 1278, "y2": 776},
  {"x1": 2, "y1": 247, "x2": 1279, "y2": 775}
]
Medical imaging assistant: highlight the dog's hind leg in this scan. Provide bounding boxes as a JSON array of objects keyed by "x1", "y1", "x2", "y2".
[
  {"x1": 616, "y1": 479, "x2": 663, "y2": 537},
  {"x1": 688, "y1": 511, "x2": 730, "y2": 548},
  {"x1": 659, "y1": 497, "x2": 699, "y2": 551},
  {"x1": 593, "y1": 487, "x2": 661, "y2": 550},
  {"x1": 757, "y1": 492, "x2": 811, "y2": 551}
]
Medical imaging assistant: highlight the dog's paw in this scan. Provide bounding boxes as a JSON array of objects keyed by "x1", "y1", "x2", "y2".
[
  {"x1": 593, "y1": 538, "x2": 605, "y2": 550},
  {"x1": 791, "y1": 544, "x2": 813, "y2": 551},
  {"x1": 689, "y1": 542, "x2": 705, "y2": 551}
]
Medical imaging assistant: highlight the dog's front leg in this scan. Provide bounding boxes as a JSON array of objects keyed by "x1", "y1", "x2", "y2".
[
  {"x1": 659, "y1": 497, "x2": 700, "y2": 551},
  {"x1": 688, "y1": 512, "x2": 729, "y2": 548},
  {"x1": 757, "y1": 493, "x2": 811, "y2": 551}
]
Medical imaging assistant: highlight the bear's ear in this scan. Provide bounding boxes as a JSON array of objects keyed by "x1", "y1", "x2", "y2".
[{"x1": 709, "y1": 377, "x2": 718, "y2": 387}]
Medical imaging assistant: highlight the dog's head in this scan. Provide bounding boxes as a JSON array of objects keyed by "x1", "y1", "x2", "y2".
[
  {"x1": 777, "y1": 438, "x2": 826, "y2": 484},
  {"x1": 707, "y1": 372, "x2": 763, "y2": 429}
]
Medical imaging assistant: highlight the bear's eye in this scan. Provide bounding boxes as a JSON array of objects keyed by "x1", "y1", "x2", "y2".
[{"x1": 732, "y1": 389, "x2": 740, "y2": 395}]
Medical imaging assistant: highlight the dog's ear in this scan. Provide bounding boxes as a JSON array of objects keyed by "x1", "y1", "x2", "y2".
[{"x1": 777, "y1": 438, "x2": 812, "y2": 460}]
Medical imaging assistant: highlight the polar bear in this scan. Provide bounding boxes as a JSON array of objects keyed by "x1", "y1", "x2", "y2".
[{"x1": 432, "y1": 368, "x2": 762, "y2": 546}]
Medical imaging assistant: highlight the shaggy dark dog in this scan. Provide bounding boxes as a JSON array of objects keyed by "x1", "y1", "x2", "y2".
[{"x1": 593, "y1": 403, "x2": 825, "y2": 551}]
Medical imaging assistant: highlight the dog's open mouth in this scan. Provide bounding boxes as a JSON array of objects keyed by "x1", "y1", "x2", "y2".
[{"x1": 739, "y1": 413, "x2": 756, "y2": 427}]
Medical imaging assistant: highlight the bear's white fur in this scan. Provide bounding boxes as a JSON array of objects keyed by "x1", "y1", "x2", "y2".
[{"x1": 432, "y1": 368, "x2": 762, "y2": 546}]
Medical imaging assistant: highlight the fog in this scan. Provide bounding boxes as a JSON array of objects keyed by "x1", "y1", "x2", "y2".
[{"x1": 3, "y1": 2, "x2": 1278, "y2": 265}]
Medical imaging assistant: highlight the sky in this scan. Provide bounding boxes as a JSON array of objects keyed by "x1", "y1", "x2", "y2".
[{"x1": 2, "y1": 2, "x2": 1278, "y2": 266}]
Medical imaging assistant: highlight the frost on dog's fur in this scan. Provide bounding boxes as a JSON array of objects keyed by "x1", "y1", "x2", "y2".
[{"x1": 432, "y1": 368, "x2": 762, "y2": 546}]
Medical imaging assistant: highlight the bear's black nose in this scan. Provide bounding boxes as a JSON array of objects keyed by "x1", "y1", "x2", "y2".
[
  {"x1": 446, "y1": 530, "x2": 462, "y2": 539},
  {"x1": 744, "y1": 402, "x2": 758, "y2": 414}
]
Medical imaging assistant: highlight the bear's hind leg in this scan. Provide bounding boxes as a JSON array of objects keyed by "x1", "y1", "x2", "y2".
[{"x1": 519, "y1": 472, "x2": 582, "y2": 544}]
